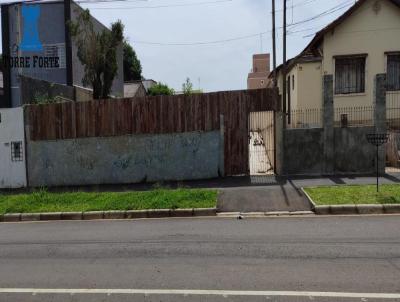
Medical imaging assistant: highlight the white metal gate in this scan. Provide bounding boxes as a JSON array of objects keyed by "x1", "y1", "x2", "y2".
[{"x1": 248, "y1": 111, "x2": 275, "y2": 175}]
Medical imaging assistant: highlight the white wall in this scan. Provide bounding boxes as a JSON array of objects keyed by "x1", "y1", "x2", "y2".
[{"x1": 0, "y1": 108, "x2": 27, "y2": 188}]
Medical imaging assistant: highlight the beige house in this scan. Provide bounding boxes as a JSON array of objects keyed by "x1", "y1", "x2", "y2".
[{"x1": 271, "y1": 0, "x2": 400, "y2": 114}]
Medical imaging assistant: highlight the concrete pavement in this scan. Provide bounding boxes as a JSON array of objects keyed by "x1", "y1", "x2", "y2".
[
  {"x1": 0, "y1": 216, "x2": 399, "y2": 301},
  {"x1": 217, "y1": 173, "x2": 400, "y2": 212}
]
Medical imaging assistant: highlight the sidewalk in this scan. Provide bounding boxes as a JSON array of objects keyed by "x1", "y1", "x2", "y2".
[
  {"x1": 216, "y1": 173, "x2": 400, "y2": 213},
  {"x1": 3, "y1": 173, "x2": 399, "y2": 214}
]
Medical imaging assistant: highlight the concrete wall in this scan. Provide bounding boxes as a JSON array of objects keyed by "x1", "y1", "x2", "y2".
[
  {"x1": 333, "y1": 127, "x2": 376, "y2": 174},
  {"x1": 20, "y1": 76, "x2": 93, "y2": 103},
  {"x1": 20, "y1": 76, "x2": 74, "y2": 104},
  {"x1": 0, "y1": 107, "x2": 27, "y2": 188},
  {"x1": 284, "y1": 128, "x2": 325, "y2": 175},
  {"x1": 27, "y1": 131, "x2": 222, "y2": 187},
  {"x1": 70, "y1": 2, "x2": 124, "y2": 98},
  {"x1": 74, "y1": 85, "x2": 93, "y2": 102},
  {"x1": 283, "y1": 126, "x2": 378, "y2": 175}
]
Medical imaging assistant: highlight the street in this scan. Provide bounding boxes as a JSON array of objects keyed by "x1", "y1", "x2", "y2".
[{"x1": 0, "y1": 216, "x2": 400, "y2": 301}]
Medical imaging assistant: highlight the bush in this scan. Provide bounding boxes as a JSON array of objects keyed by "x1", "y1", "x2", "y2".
[{"x1": 148, "y1": 83, "x2": 175, "y2": 96}]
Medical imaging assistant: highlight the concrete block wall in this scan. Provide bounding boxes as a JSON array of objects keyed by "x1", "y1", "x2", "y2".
[
  {"x1": 333, "y1": 127, "x2": 376, "y2": 174},
  {"x1": 281, "y1": 74, "x2": 387, "y2": 176},
  {"x1": 284, "y1": 128, "x2": 324, "y2": 175}
]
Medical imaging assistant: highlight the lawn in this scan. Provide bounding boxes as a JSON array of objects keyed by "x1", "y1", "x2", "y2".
[
  {"x1": 0, "y1": 188, "x2": 217, "y2": 214},
  {"x1": 304, "y1": 184, "x2": 400, "y2": 205}
]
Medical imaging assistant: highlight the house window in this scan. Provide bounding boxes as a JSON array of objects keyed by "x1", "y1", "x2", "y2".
[
  {"x1": 387, "y1": 53, "x2": 400, "y2": 91},
  {"x1": 335, "y1": 56, "x2": 366, "y2": 94},
  {"x1": 11, "y1": 141, "x2": 23, "y2": 162},
  {"x1": 292, "y1": 75, "x2": 295, "y2": 90}
]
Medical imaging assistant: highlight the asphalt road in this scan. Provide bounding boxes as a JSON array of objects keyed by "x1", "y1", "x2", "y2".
[{"x1": 0, "y1": 216, "x2": 400, "y2": 301}]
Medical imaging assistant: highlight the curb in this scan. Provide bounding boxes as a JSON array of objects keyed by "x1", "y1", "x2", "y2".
[
  {"x1": 301, "y1": 188, "x2": 400, "y2": 215},
  {"x1": 217, "y1": 211, "x2": 314, "y2": 218},
  {"x1": 0, "y1": 208, "x2": 217, "y2": 223}
]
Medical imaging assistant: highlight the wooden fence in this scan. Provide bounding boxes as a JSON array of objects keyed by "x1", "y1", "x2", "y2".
[{"x1": 26, "y1": 88, "x2": 279, "y2": 176}]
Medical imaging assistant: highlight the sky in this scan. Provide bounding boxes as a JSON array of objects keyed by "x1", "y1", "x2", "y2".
[{"x1": 0, "y1": 0, "x2": 357, "y2": 92}]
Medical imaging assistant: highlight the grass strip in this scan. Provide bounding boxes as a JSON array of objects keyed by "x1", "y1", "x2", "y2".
[
  {"x1": 0, "y1": 188, "x2": 217, "y2": 214},
  {"x1": 304, "y1": 184, "x2": 400, "y2": 205}
]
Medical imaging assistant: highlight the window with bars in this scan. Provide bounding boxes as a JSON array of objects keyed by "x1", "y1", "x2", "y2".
[
  {"x1": 335, "y1": 56, "x2": 366, "y2": 94},
  {"x1": 11, "y1": 141, "x2": 23, "y2": 162},
  {"x1": 387, "y1": 53, "x2": 400, "y2": 91}
]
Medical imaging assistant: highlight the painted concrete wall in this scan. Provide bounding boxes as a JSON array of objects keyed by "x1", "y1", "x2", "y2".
[
  {"x1": 27, "y1": 131, "x2": 222, "y2": 187},
  {"x1": 323, "y1": 0, "x2": 400, "y2": 108},
  {"x1": 285, "y1": 65, "x2": 299, "y2": 110},
  {"x1": 277, "y1": 60, "x2": 323, "y2": 111},
  {"x1": 0, "y1": 107, "x2": 27, "y2": 188},
  {"x1": 297, "y1": 61, "x2": 323, "y2": 109}
]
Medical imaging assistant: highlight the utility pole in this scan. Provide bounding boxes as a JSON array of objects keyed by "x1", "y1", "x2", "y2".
[
  {"x1": 282, "y1": 0, "x2": 287, "y2": 124},
  {"x1": 272, "y1": 0, "x2": 277, "y2": 87}
]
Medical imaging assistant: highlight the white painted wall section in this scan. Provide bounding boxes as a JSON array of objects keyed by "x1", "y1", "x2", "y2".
[{"x1": 0, "y1": 107, "x2": 27, "y2": 188}]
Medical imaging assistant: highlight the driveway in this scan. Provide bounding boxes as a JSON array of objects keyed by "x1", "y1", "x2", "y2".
[
  {"x1": 216, "y1": 173, "x2": 400, "y2": 213},
  {"x1": 217, "y1": 176, "x2": 311, "y2": 213}
]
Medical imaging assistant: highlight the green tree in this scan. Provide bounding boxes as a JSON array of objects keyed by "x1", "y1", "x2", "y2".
[
  {"x1": 182, "y1": 77, "x2": 193, "y2": 95},
  {"x1": 123, "y1": 41, "x2": 142, "y2": 81},
  {"x1": 147, "y1": 83, "x2": 175, "y2": 96},
  {"x1": 68, "y1": 9, "x2": 124, "y2": 99}
]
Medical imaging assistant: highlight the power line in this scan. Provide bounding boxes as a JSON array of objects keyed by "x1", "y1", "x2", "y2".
[
  {"x1": 132, "y1": 31, "x2": 271, "y2": 46},
  {"x1": 127, "y1": 1, "x2": 353, "y2": 47},
  {"x1": 287, "y1": 0, "x2": 353, "y2": 27}
]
